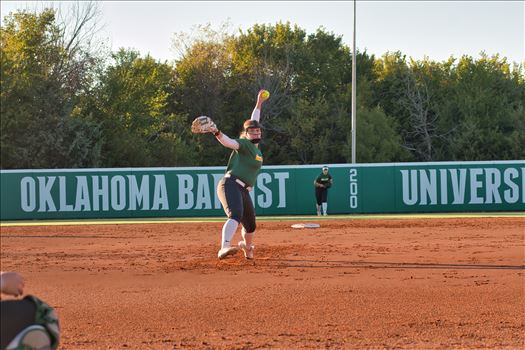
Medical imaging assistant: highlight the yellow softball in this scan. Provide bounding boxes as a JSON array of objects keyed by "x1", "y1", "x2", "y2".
[{"x1": 261, "y1": 90, "x2": 270, "y2": 100}]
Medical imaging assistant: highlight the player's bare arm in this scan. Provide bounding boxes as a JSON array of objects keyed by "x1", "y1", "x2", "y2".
[
  {"x1": 0, "y1": 271, "x2": 25, "y2": 296},
  {"x1": 191, "y1": 90, "x2": 269, "y2": 150}
]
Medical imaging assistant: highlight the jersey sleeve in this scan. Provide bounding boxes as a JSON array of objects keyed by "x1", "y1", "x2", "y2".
[
  {"x1": 326, "y1": 174, "x2": 333, "y2": 188},
  {"x1": 235, "y1": 138, "x2": 249, "y2": 154}
]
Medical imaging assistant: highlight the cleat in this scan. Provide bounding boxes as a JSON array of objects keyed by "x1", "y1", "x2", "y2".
[
  {"x1": 238, "y1": 241, "x2": 254, "y2": 259},
  {"x1": 323, "y1": 212, "x2": 328, "y2": 216},
  {"x1": 217, "y1": 246, "x2": 238, "y2": 259}
]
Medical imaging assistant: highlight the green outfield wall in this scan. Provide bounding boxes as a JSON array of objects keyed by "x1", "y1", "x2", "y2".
[{"x1": 1, "y1": 161, "x2": 524, "y2": 220}]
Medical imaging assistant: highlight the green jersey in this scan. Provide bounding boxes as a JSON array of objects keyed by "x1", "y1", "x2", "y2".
[
  {"x1": 315, "y1": 173, "x2": 332, "y2": 188},
  {"x1": 226, "y1": 138, "x2": 263, "y2": 186}
]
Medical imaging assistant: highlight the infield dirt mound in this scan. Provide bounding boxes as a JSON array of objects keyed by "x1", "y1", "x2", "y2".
[{"x1": 1, "y1": 217, "x2": 524, "y2": 349}]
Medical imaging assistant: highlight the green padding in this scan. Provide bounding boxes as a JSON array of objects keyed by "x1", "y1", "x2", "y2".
[
  {"x1": 1, "y1": 161, "x2": 524, "y2": 220},
  {"x1": 24, "y1": 295, "x2": 60, "y2": 350}
]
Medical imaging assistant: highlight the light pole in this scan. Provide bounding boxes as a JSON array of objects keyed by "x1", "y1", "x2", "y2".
[{"x1": 351, "y1": 0, "x2": 357, "y2": 164}]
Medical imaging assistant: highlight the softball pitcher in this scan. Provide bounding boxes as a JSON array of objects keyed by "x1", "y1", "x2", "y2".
[{"x1": 191, "y1": 90, "x2": 269, "y2": 259}]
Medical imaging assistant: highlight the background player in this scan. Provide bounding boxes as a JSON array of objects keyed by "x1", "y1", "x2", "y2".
[{"x1": 314, "y1": 166, "x2": 333, "y2": 216}]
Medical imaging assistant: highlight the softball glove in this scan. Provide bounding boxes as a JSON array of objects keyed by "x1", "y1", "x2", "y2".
[{"x1": 191, "y1": 116, "x2": 218, "y2": 134}]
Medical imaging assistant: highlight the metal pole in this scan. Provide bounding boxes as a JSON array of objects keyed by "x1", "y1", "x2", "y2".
[{"x1": 351, "y1": 0, "x2": 357, "y2": 164}]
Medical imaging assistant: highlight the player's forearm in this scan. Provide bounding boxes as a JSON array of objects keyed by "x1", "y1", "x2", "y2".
[
  {"x1": 251, "y1": 89, "x2": 268, "y2": 121},
  {"x1": 215, "y1": 132, "x2": 239, "y2": 150},
  {"x1": 250, "y1": 106, "x2": 261, "y2": 122}
]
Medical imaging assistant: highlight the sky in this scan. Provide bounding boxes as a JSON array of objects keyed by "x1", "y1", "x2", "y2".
[{"x1": 1, "y1": 1, "x2": 524, "y2": 65}]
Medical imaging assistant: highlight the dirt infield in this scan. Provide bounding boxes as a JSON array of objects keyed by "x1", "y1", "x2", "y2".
[{"x1": 1, "y1": 217, "x2": 524, "y2": 349}]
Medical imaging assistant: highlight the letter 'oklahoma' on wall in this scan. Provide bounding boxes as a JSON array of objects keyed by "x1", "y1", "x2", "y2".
[{"x1": 20, "y1": 175, "x2": 169, "y2": 212}]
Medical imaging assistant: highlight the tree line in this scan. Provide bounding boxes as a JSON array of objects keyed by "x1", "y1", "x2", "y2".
[{"x1": 1, "y1": 6, "x2": 524, "y2": 169}]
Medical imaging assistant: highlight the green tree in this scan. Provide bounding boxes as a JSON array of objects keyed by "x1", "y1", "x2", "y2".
[
  {"x1": 88, "y1": 49, "x2": 196, "y2": 167},
  {"x1": 227, "y1": 24, "x2": 356, "y2": 164},
  {"x1": 4, "y1": 12, "x2": 522, "y2": 169},
  {"x1": 346, "y1": 107, "x2": 407, "y2": 163},
  {"x1": 444, "y1": 54, "x2": 525, "y2": 160},
  {"x1": 174, "y1": 23, "x2": 404, "y2": 165},
  {"x1": 171, "y1": 25, "x2": 235, "y2": 166},
  {"x1": 1, "y1": 6, "x2": 103, "y2": 168},
  {"x1": 371, "y1": 52, "x2": 524, "y2": 161}
]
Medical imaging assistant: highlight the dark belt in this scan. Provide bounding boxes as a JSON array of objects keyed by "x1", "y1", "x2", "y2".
[{"x1": 224, "y1": 173, "x2": 252, "y2": 191}]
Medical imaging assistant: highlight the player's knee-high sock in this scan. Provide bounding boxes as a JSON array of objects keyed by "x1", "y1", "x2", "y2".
[
  {"x1": 316, "y1": 204, "x2": 321, "y2": 215},
  {"x1": 241, "y1": 228, "x2": 253, "y2": 247},
  {"x1": 221, "y1": 219, "x2": 239, "y2": 248},
  {"x1": 322, "y1": 202, "x2": 328, "y2": 214}
]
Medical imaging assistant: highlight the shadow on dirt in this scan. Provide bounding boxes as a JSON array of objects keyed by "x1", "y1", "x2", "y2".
[{"x1": 260, "y1": 258, "x2": 525, "y2": 270}]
